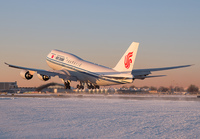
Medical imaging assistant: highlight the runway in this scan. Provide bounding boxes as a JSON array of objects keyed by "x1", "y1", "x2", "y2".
[
  {"x1": 0, "y1": 93, "x2": 200, "y2": 101},
  {"x1": 1, "y1": 96, "x2": 200, "y2": 138}
]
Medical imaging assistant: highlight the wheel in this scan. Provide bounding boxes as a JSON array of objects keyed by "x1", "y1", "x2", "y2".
[
  {"x1": 77, "y1": 84, "x2": 84, "y2": 89},
  {"x1": 81, "y1": 85, "x2": 84, "y2": 89},
  {"x1": 87, "y1": 85, "x2": 91, "y2": 89},
  {"x1": 64, "y1": 82, "x2": 67, "y2": 89},
  {"x1": 64, "y1": 81, "x2": 71, "y2": 89}
]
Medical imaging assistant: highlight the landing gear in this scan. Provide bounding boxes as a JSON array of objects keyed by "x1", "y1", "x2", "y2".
[
  {"x1": 76, "y1": 82, "x2": 100, "y2": 90},
  {"x1": 64, "y1": 81, "x2": 71, "y2": 89},
  {"x1": 77, "y1": 82, "x2": 84, "y2": 89},
  {"x1": 95, "y1": 85, "x2": 100, "y2": 89},
  {"x1": 77, "y1": 84, "x2": 84, "y2": 89},
  {"x1": 87, "y1": 83, "x2": 99, "y2": 89}
]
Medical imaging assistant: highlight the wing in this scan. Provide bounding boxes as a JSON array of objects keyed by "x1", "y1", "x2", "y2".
[
  {"x1": 132, "y1": 64, "x2": 193, "y2": 79},
  {"x1": 5, "y1": 63, "x2": 77, "y2": 81}
]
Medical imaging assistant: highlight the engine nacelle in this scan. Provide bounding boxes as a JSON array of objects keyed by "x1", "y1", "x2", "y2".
[
  {"x1": 20, "y1": 70, "x2": 33, "y2": 80},
  {"x1": 37, "y1": 74, "x2": 51, "y2": 81}
]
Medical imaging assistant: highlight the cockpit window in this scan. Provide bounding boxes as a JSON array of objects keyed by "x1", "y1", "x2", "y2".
[{"x1": 56, "y1": 55, "x2": 65, "y2": 61}]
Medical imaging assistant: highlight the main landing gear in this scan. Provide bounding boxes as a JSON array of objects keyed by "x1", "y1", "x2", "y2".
[
  {"x1": 77, "y1": 84, "x2": 84, "y2": 89},
  {"x1": 64, "y1": 81, "x2": 71, "y2": 89},
  {"x1": 87, "y1": 83, "x2": 99, "y2": 89},
  {"x1": 64, "y1": 81, "x2": 100, "y2": 90},
  {"x1": 77, "y1": 82, "x2": 84, "y2": 89},
  {"x1": 90, "y1": 85, "x2": 99, "y2": 89},
  {"x1": 76, "y1": 82, "x2": 99, "y2": 89}
]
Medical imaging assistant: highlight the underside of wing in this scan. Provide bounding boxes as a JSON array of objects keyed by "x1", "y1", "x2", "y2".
[{"x1": 5, "y1": 63, "x2": 77, "y2": 81}]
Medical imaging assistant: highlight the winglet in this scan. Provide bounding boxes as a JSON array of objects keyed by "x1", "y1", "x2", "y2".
[
  {"x1": 5, "y1": 62, "x2": 12, "y2": 67},
  {"x1": 5, "y1": 62, "x2": 18, "y2": 68}
]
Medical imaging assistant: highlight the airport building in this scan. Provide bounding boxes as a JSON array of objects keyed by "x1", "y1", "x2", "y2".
[{"x1": 0, "y1": 82, "x2": 18, "y2": 91}]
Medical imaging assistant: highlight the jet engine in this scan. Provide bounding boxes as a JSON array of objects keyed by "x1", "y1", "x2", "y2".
[
  {"x1": 37, "y1": 74, "x2": 51, "y2": 81},
  {"x1": 20, "y1": 70, "x2": 33, "y2": 80}
]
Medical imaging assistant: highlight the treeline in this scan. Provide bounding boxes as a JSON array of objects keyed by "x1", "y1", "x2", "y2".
[{"x1": 123, "y1": 84, "x2": 199, "y2": 94}]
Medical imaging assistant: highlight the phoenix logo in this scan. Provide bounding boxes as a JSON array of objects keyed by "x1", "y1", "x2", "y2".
[{"x1": 124, "y1": 52, "x2": 133, "y2": 69}]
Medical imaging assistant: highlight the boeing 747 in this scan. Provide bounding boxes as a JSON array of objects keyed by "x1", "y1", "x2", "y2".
[{"x1": 5, "y1": 42, "x2": 192, "y2": 89}]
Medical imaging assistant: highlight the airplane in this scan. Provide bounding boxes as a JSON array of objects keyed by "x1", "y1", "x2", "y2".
[{"x1": 5, "y1": 42, "x2": 192, "y2": 89}]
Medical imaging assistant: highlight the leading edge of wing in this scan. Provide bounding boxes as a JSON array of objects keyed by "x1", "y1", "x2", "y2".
[
  {"x1": 4, "y1": 62, "x2": 67, "y2": 79},
  {"x1": 132, "y1": 64, "x2": 193, "y2": 73},
  {"x1": 5, "y1": 62, "x2": 45, "y2": 72}
]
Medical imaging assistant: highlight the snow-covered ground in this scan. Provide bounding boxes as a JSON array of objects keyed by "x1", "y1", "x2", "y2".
[{"x1": 1, "y1": 97, "x2": 200, "y2": 138}]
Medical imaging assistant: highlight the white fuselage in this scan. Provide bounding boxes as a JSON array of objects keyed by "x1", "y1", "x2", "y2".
[
  {"x1": 6, "y1": 42, "x2": 191, "y2": 88},
  {"x1": 46, "y1": 49, "x2": 133, "y2": 86}
]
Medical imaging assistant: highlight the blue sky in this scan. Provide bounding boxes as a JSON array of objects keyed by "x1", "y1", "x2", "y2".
[{"x1": 0, "y1": 0, "x2": 199, "y2": 88}]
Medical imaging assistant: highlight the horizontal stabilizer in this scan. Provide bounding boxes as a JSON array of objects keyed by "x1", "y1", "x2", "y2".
[
  {"x1": 134, "y1": 75, "x2": 166, "y2": 79},
  {"x1": 103, "y1": 75, "x2": 133, "y2": 80},
  {"x1": 132, "y1": 64, "x2": 193, "y2": 73}
]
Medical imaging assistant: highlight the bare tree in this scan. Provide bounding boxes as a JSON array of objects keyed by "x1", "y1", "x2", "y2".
[
  {"x1": 174, "y1": 86, "x2": 184, "y2": 92},
  {"x1": 187, "y1": 85, "x2": 199, "y2": 94},
  {"x1": 142, "y1": 86, "x2": 149, "y2": 89},
  {"x1": 150, "y1": 86, "x2": 157, "y2": 91},
  {"x1": 130, "y1": 85, "x2": 135, "y2": 88},
  {"x1": 121, "y1": 85, "x2": 127, "y2": 89},
  {"x1": 158, "y1": 86, "x2": 169, "y2": 92}
]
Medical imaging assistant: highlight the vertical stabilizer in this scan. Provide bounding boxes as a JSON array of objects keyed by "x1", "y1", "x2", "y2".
[{"x1": 113, "y1": 42, "x2": 139, "y2": 72}]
